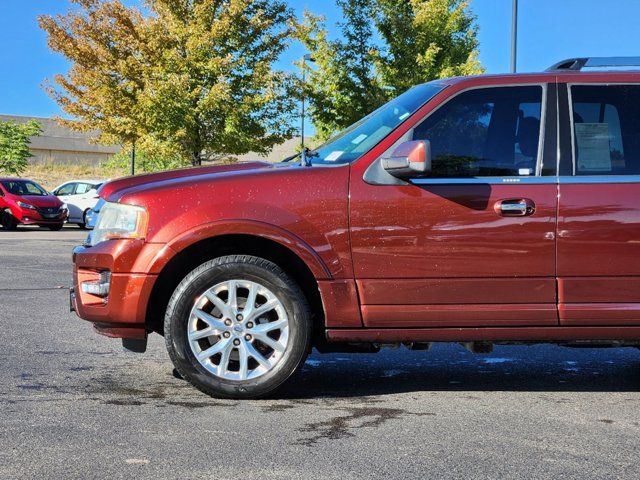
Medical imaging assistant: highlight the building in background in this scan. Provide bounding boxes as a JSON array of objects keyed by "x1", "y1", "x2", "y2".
[
  {"x1": 0, "y1": 114, "x2": 120, "y2": 165},
  {"x1": 236, "y1": 137, "x2": 309, "y2": 163},
  {"x1": 1, "y1": 114, "x2": 309, "y2": 165}
]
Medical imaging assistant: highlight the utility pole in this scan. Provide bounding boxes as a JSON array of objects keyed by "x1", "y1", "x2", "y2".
[{"x1": 510, "y1": 0, "x2": 518, "y2": 73}]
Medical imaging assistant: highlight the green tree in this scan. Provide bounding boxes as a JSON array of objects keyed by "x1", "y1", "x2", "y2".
[
  {"x1": 0, "y1": 120, "x2": 42, "y2": 176},
  {"x1": 103, "y1": 143, "x2": 187, "y2": 175},
  {"x1": 39, "y1": 0, "x2": 298, "y2": 166},
  {"x1": 299, "y1": 0, "x2": 483, "y2": 138},
  {"x1": 39, "y1": 1, "x2": 146, "y2": 154},
  {"x1": 298, "y1": 0, "x2": 385, "y2": 141},
  {"x1": 374, "y1": 0, "x2": 483, "y2": 92}
]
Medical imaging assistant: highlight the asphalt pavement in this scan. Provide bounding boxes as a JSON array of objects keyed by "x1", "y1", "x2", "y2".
[{"x1": 1, "y1": 227, "x2": 639, "y2": 479}]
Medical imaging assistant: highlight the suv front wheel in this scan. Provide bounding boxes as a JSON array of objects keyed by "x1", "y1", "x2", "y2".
[{"x1": 164, "y1": 255, "x2": 311, "y2": 399}]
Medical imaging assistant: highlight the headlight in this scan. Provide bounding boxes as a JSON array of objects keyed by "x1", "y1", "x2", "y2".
[
  {"x1": 17, "y1": 201, "x2": 36, "y2": 210},
  {"x1": 88, "y1": 202, "x2": 149, "y2": 246}
]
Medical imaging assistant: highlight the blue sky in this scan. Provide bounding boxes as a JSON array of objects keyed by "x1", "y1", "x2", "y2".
[{"x1": 1, "y1": 0, "x2": 640, "y2": 118}]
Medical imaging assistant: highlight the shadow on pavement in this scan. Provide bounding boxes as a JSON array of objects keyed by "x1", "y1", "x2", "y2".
[{"x1": 276, "y1": 345, "x2": 640, "y2": 399}]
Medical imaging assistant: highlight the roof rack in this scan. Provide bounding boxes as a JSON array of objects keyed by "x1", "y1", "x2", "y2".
[{"x1": 546, "y1": 56, "x2": 640, "y2": 71}]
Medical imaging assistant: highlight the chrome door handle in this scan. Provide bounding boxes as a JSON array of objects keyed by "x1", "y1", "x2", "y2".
[{"x1": 495, "y1": 199, "x2": 535, "y2": 216}]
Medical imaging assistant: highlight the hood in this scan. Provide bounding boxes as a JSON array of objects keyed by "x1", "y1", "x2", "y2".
[
  {"x1": 100, "y1": 161, "x2": 274, "y2": 201},
  {"x1": 19, "y1": 195, "x2": 62, "y2": 208}
]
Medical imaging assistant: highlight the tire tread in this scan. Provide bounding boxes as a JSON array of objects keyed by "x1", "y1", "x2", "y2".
[{"x1": 164, "y1": 255, "x2": 311, "y2": 399}]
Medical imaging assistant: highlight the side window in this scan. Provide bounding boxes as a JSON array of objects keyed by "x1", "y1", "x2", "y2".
[
  {"x1": 56, "y1": 183, "x2": 76, "y2": 196},
  {"x1": 413, "y1": 86, "x2": 543, "y2": 177},
  {"x1": 75, "y1": 183, "x2": 92, "y2": 194},
  {"x1": 24, "y1": 183, "x2": 43, "y2": 195},
  {"x1": 571, "y1": 85, "x2": 640, "y2": 175}
]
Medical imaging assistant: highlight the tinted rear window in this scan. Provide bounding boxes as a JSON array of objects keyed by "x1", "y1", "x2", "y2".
[{"x1": 571, "y1": 85, "x2": 640, "y2": 175}]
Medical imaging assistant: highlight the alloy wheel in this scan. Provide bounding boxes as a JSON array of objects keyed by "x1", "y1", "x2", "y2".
[{"x1": 187, "y1": 279, "x2": 289, "y2": 381}]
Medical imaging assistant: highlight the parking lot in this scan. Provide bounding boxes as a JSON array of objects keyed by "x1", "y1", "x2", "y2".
[{"x1": 0, "y1": 227, "x2": 639, "y2": 479}]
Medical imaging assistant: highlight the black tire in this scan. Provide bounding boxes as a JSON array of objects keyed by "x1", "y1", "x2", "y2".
[
  {"x1": 0, "y1": 209, "x2": 17, "y2": 230},
  {"x1": 48, "y1": 223, "x2": 64, "y2": 231},
  {"x1": 78, "y1": 209, "x2": 90, "y2": 229},
  {"x1": 164, "y1": 255, "x2": 311, "y2": 399}
]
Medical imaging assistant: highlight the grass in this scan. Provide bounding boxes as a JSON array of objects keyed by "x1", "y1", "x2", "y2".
[{"x1": 23, "y1": 163, "x2": 128, "y2": 191}]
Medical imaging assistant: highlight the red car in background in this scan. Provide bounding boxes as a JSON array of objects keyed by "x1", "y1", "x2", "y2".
[{"x1": 0, "y1": 178, "x2": 68, "y2": 230}]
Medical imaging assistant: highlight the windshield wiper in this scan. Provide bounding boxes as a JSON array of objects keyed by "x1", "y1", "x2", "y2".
[
  {"x1": 281, "y1": 152, "x2": 300, "y2": 163},
  {"x1": 281, "y1": 148, "x2": 318, "y2": 166}
]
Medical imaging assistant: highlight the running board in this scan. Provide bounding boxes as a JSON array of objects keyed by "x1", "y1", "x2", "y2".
[{"x1": 326, "y1": 326, "x2": 640, "y2": 343}]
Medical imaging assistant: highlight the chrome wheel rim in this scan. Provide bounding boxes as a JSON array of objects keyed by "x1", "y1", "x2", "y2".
[{"x1": 188, "y1": 279, "x2": 289, "y2": 381}]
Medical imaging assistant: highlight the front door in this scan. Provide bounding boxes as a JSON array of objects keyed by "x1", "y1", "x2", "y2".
[
  {"x1": 557, "y1": 82, "x2": 640, "y2": 326},
  {"x1": 349, "y1": 84, "x2": 559, "y2": 328}
]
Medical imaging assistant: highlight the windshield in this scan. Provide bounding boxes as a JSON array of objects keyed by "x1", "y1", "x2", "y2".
[
  {"x1": 310, "y1": 82, "x2": 446, "y2": 165},
  {"x1": 1, "y1": 180, "x2": 48, "y2": 196}
]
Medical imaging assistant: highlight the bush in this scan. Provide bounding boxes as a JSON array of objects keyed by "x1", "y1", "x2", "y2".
[
  {"x1": 0, "y1": 120, "x2": 42, "y2": 175},
  {"x1": 103, "y1": 146, "x2": 188, "y2": 173}
]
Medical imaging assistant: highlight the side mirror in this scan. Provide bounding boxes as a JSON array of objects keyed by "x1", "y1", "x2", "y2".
[{"x1": 381, "y1": 140, "x2": 431, "y2": 179}]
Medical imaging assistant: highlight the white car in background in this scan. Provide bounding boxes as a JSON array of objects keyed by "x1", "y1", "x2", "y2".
[{"x1": 53, "y1": 180, "x2": 103, "y2": 229}]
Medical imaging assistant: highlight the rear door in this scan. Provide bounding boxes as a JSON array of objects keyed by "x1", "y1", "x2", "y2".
[
  {"x1": 557, "y1": 81, "x2": 640, "y2": 325},
  {"x1": 74, "y1": 182, "x2": 96, "y2": 208},
  {"x1": 349, "y1": 82, "x2": 560, "y2": 328}
]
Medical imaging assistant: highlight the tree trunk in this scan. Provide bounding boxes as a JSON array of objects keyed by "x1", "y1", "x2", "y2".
[{"x1": 191, "y1": 152, "x2": 201, "y2": 166}]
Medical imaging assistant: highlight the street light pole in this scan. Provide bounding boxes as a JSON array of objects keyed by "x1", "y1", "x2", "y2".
[
  {"x1": 130, "y1": 141, "x2": 136, "y2": 176},
  {"x1": 510, "y1": 0, "x2": 518, "y2": 73},
  {"x1": 301, "y1": 54, "x2": 315, "y2": 154}
]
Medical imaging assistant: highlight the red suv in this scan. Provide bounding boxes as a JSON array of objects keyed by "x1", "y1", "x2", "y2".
[
  {"x1": 0, "y1": 178, "x2": 68, "y2": 230},
  {"x1": 71, "y1": 57, "x2": 640, "y2": 398}
]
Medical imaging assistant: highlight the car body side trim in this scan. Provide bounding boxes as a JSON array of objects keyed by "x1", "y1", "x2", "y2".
[
  {"x1": 410, "y1": 175, "x2": 640, "y2": 185},
  {"x1": 559, "y1": 175, "x2": 640, "y2": 184},
  {"x1": 410, "y1": 177, "x2": 555, "y2": 185}
]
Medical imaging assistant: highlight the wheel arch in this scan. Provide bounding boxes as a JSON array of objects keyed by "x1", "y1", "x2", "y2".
[{"x1": 145, "y1": 231, "x2": 327, "y2": 341}]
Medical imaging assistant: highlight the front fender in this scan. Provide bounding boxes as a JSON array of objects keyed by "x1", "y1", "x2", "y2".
[
  {"x1": 147, "y1": 219, "x2": 333, "y2": 280},
  {"x1": 120, "y1": 164, "x2": 353, "y2": 279}
]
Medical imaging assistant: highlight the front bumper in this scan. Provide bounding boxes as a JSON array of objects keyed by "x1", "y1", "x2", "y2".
[
  {"x1": 16, "y1": 207, "x2": 67, "y2": 225},
  {"x1": 21, "y1": 218, "x2": 65, "y2": 226},
  {"x1": 71, "y1": 240, "x2": 168, "y2": 339}
]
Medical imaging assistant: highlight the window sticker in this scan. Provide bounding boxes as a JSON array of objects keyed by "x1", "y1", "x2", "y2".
[
  {"x1": 518, "y1": 168, "x2": 533, "y2": 176},
  {"x1": 399, "y1": 112, "x2": 410, "y2": 120},
  {"x1": 575, "y1": 123, "x2": 611, "y2": 171},
  {"x1": 324, "y1": 151, "x2": 344, "y2": 162},
  {"x1": 351, "y1": 134, "x2": 368, "y2": 145}
]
